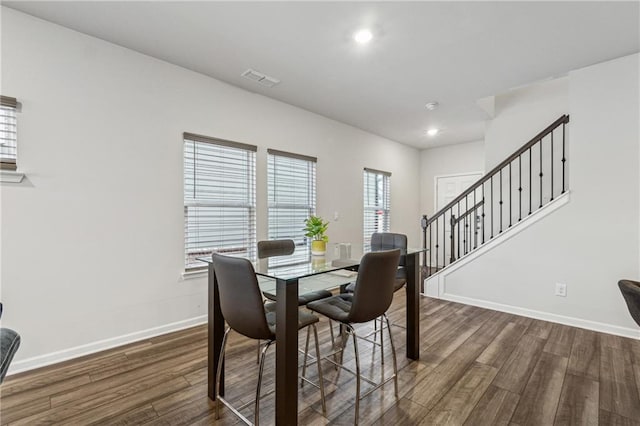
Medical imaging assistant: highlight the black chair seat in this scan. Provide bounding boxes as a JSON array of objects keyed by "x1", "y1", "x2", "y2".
[
  {"x1": 263, "y1": 289, "x2": 333, "y2": 305},
  {"x1": 264, "y1": 303, "x2": 320, "y2": 334},
  {"x1": 306, "y1": 294, "x2": 353, "y2": 323},
  {"x1": 618, "y1": 279, "x2": 640, "y2": 327}
]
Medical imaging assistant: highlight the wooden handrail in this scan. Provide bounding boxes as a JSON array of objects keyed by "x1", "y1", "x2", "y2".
[{"x1": 426, "y1": 114, "x2": 569, "y2": 226}]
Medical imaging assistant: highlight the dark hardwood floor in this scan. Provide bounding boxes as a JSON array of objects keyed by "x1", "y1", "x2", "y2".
[{"x1": 2, "y1": 294, "x2": 639, "y2": 425}]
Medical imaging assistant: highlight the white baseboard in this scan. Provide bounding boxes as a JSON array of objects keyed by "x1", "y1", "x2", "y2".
[
  {"x1": 440, "y1": 293, "x2": 640, "y2": 340},
  {"x1": 8, "y1": 315, "x2": 208, "y2": 375}
]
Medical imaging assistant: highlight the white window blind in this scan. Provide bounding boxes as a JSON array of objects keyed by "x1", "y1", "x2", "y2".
[
  {"x1": 0, "y1": 96, "x2": 18, "y2": 171},
  {"x1": 183, "y1": 133, "x2": 257, "y2": 269},
  {"x1": 363, "y1": 168, "x2": 391, "y2": 251},
  {"x1": 267, "y1": 149, "x2": 317, "y2": 267}
]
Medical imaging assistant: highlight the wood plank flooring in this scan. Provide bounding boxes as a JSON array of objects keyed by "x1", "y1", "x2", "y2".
[{"x1": 2, "y1": 294, "x2": 639, "y2": 425}]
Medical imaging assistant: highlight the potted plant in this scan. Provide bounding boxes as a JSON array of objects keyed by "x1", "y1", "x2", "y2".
[{"x1": 304, "y1": 215, "x2": 329, "y2": 256}]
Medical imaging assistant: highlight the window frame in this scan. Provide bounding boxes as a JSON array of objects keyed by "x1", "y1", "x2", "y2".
[
  {"x1": 0, "y1": 96, "x2": 18, "y2": 171},
  {"x1": 363, "y1": 167, "x2": 391, "y2": 251},
  {"x1": 183, "y1": 132, "x2": 257, "y2": 271},
  {"x1": 267, "y1": 148, "x2": 317, "y2": 267}
]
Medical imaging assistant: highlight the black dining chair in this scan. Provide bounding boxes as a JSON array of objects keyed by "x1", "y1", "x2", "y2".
[
  {"x1": 212, "y1": 254, "x2": 326, "y2": 425},
  {"x1": 345, "y1": 233, "x2": 407, "y2": 361},
  {"x1": 255, "y1": 239, "x2": 336, "y2": 364},
  {"x1": 618, "y1": 279, "x2": 640, "y2": 327},
  {"x1": 307, "y1": 249, "x2": 401, "y2": 425}
]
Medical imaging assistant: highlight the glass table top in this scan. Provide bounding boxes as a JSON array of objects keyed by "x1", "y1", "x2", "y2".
[{"x1": 197, "y1": 242, "x2": 426, "y2": 281}]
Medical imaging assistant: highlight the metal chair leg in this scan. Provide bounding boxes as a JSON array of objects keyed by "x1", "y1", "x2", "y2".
[
  {"x1": 383, "y1": 314, "x2": 399, "y2": 398},
  {"x1": 215, "y1": 328, "x2": 231, "y2": 420},
  {"x1": 349, "y1": 325, "x2": 361, "y2": 425},
  {"x1": 312, "y1": 324, "x2": 327, "y2": 416},
  {"x1": 379, "y1": 317, "x2": 385, "y2": 365},
  {"x1": 301, "y1": 326, "x2": 311, "y2": 386},
  {"x1": 255, "y1": 340, "x2": 273, "y2": 426}
]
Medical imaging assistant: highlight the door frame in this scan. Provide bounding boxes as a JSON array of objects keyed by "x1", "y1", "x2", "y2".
[{"x1": 434, "y1": 171, "x2": 484, "y2": 213}]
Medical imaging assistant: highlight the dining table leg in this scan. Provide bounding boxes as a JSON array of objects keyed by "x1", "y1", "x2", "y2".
[
  {"x1": 406, "y1": 252, "x2": 420, "y2": 360},
  {"x1": 208, "y1": 263, "x2": 225, "y2": 400},
  {"x1": 276, "y1": 277, "x2": 299, "y2": 425}
]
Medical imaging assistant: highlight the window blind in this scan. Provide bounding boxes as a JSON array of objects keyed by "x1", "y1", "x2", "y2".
[
  {"x1": 184, "y1": 133, "x2": 257, "y2": 269},
  {"x1": 0, "y1": 96, "x2": 18, "y2": 171},
  {"x1": 363, "y1": 168, "x2": 391, "y2": 251},
  {"x1": 267, "y1": 149, "x2": 317, "y2": 267}
]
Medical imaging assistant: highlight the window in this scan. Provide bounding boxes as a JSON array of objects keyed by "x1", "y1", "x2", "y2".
[
  {"x1": 183, "y1": 133, "x2": 256, "y2": 269},
  {"x1": 267, "y1": 149, "x2": 317, "y2": 266},
  {"x1": 0, "y1": 96, "x2": 18, "y2": 171},
  {"x1": 363, "y1": 168, "x2": 391, "y2": 251}
]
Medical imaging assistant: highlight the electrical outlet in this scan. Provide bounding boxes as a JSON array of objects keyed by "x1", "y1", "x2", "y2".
[{"x1": 555, "y1": 283, "x2": 567, "y2": 297}]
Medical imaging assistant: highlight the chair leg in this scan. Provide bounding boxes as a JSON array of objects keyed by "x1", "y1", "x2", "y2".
[
  {"x1": 312, "y1": 324, "x2": 327, "y2": 416},
  {"x1": 256, "y1": 341, "x2": 261, "y2": 364},
  {"x1": 215, "y1": 328, "x2": 231, "y2": 420},
  {"x1": 379, "y1": 317, "x2": 385, "y2": 365},
  {"x1": 349, "y1": 325, "x2": 361, "y2": 425},
  {"x1": 255, "y1": 340, "x2": 273, "y2": 426},
  {"x1": 301, "y1": 326, "x2": 311, "y2": 386},
  {"x1": 383, "y1": 314, "x2": 399, "y2": 398}
]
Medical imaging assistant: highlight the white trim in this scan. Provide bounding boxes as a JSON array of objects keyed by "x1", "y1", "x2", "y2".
[
  {"x1": 0, "y1": 170, "x2": 25, "y2": 183},
  {"x1": 7, "y1": 315, "x2": 207, "y2": 375},
  {"x1": 181, "y1": 269, "x2": 208, "y2": 280},
  {"x1": 439, "y1": 293, "x2": 640, "y2": 340}
]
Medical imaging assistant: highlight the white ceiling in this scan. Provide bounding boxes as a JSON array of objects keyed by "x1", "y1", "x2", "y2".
[{"x1": 5, "y1": 1, "x2": 639, "y2": 149}]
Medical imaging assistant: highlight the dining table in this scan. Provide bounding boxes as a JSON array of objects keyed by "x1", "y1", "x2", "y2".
[{"x1": 199, "y1": 243, "x2": 426, "y2": 425}]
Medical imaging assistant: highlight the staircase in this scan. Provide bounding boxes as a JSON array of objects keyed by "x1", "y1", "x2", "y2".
[{"x1": 421, "y1": 115, "x2": 570, "y2": 280}]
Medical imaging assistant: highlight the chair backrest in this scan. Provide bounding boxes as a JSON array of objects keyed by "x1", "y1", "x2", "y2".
[
  {"x1": 619, "y1": 279, "x2": 640, "y2": 327},
  {"x1": 212, "y1": 254, "x2": 274, "y2": 340},
  {"x1": 257, "y1": 239, "x2": 295, "y2": 259},
  {"x1": 349, "y1": 249, "x2": 401, "y2": 323},
  {"x1": 371, "y1": 233, "x2": 407, "y2": 266}
]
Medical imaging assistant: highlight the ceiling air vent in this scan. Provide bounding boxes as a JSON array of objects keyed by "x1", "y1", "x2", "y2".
[{"x1": 241, "y1": 69, "x2": 280, "y2": 88}]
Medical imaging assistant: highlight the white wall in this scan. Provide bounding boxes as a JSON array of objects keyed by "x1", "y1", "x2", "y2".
[
  {"x1": 419, "y1": 140, "x2": 485, "y2": 218},
  {"x1": 484, "y1": 77, "x2": 568, "y2": 169},
  {"x1": 441, "y1": 53, "x2": 640, "y2": 337},
  {"x1": 0, "y1": 8, "x2": 421, "y2": 369}
]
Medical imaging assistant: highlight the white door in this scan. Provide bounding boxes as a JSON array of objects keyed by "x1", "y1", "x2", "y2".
[{"x1": 434, "y1": 173, "x2": 483, "y2": 267}]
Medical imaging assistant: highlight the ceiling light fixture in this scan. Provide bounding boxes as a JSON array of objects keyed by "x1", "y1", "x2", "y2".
[
  {"x1": 427, "y1": 128, "x2": 439, "y2": 137},
  {"x1": 425, "y1": 102, "x2": 439, "y2": 111},
  {"x1": 354, "y1": 29, "x2": 373, "y2": 44}
]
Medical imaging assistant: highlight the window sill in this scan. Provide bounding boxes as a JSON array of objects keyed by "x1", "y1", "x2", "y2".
[
  {"x1": 0, "y1": 170, "x2": 25, "y2": 183},
  {"x1": 181, "y1": 269, "x2": 208, "y2": 281}
]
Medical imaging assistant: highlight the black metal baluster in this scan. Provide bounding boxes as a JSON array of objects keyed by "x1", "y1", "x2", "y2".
[
  {"x1": 550, "y1": 130, "x2": 554, "y2": 201},
  {"x1": 429, "y1": 223, "x2": 433, "y2": 275},
  {"x1": 443, "y1": 215, "x2": 446, "y2": 266},
  {"x1": 450, "y1": 211, "x2": 455, "y2": 264},
  {"x1": 482, "y1": 184, "x2": 485, "y2": 243},
  {"x1": 518, "y1": 155, "x2": 522, "y2": 221},
  {"x1": 562, "y1": 121, "x2": 566, "y2": 193},
  {"x1": 509, "y1": 162, "x2": 512, "y2": 227},
  {"x1": 435, "y1": 218, "x2": 439, "y2": 269},
  {"x1": 473, "y1": 188, "x2": 477, "y2": 249},
  {"x1": 464, "y1": 196, "x2": 468, "y2": 254},
  {"x1": 539, "y1": 139, "x2": 543, "y2": 208},
  {"x1": 456, "y1": 204, "x2": 460, "y2": 259},
  {"x1": 499, "y1": 169, "x2": 503, "y2": 233},
  {"x1": 490, "y1": 176, "x2": 494, "y2": 238},
  {"x1": 529, "y1": 147, "x2": 532, "y2": 215}
]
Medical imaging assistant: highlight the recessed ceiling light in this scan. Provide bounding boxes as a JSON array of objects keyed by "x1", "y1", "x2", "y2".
[
  {"x1": 354, "y1": 29, "x2": 373, "y2": 44},
  {"x1": 427, "y1": 128, "x2": 439, "y2": 137},
  {"x1": 425, "y1": 102, "x2": 439, "y2": 111}
]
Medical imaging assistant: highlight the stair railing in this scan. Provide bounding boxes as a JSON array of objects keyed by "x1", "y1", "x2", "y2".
[{"x1": 421, "y1": 115, "x2": 570, "y2": 278}]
